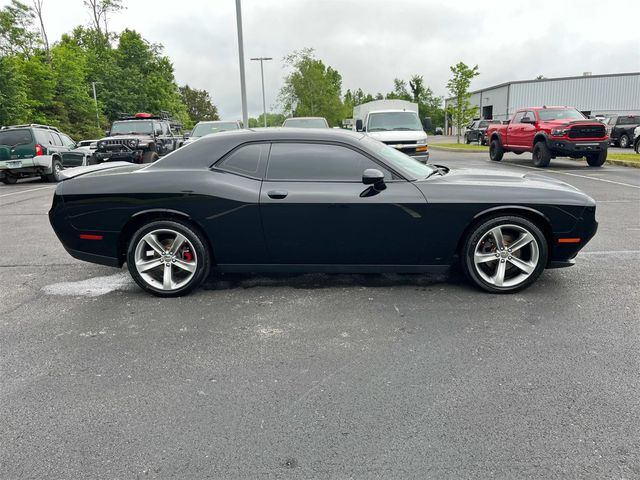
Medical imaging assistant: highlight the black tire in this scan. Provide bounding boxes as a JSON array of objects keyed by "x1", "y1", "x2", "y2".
[
  {"x1": 464, "y1": 134, "x2": 470, "y2": 144},
  {"x1": 532, "y1": 142, "x2": 551, "y2": 168},
  {"x1": 619, "y1": 134, "x2": 630, "y2": 148},
  {"x1": 1, "y1": 174, "x2": 18, "y2": 185},
  {"x1": 586, "y1": 150, "x2": 607, "y2": 167},
  {"x1": 141, "y1": 151, "x2": 159, "y2": 164},
  {"x1": 126, "y1": 219, "x2": 211, "y2": 297},
  {"x1": 489, "y1": 138, "x2": 504, "y2": 161},
  {"x1": 480, "y1": 135, "x2": 486, "y2": 146},
  {"x1": 46, "y1": 158, "x2": 63, "y2": 182},
  {"x1": 461, "y1": 215, "x2": 548, "y2": 294},
  {"x1": 635, "y1": 139, "x2": 640, "y2": 155}
]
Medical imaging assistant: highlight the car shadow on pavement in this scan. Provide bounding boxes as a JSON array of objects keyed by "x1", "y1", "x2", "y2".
[
  {"x1": 500, "y1": 158, "x2": 601, "y2": 171},
  {"x1": 201, "y1": 270, "x2": 460, "y2": 291}
]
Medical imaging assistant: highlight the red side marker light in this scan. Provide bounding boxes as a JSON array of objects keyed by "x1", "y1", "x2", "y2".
[
  {"x1": 558, "y1": 238, "x2": 581, "y2": 243},
  {"x1": 80, "y1": 234, "x2": 103, "y2": 240}
]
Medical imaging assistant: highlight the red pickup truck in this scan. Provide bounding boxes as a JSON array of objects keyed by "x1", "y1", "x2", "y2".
[{"x1": 486, "y1": 106, "x2": 609, "y2": 167}]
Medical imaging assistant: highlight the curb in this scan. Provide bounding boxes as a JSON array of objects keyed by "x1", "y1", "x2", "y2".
[
  {"x1": 429, "y1": 145, "x2": 488, "y2": 153},
  {"x1": 429, "y1": 145, "x2": 640, "y2": 168}
]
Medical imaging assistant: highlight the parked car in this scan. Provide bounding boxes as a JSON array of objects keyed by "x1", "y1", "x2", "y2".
[
  {"x1": 49, "y1": 128, "x2": 597, "y2": 297},
  {"x1": 182, "y1": 120, "x2": 242, "y2": 147},
  {"x1": 633, "y1": 126, "x2": 640, "y2": 154},
  {"x1": 434, "y1": 127, "x2": 444, "y2": 135},
  {"x1": 93, "y1": 112, "x2": 184, "y2": 164},
  {"x1": 282, "y1": 117, "x2": 330, "y2": 128},
  {"x1": 486, "y1": 107, "x2": 608, "y2": 167},
  {"x1": 464, "y1": 119, "x2": 502, "y2": 145},
  {"x1": 75, "y1": 139, "x2": 99, "y2": 154},
  {"x1": 604, "y1": 115, "x2": 640, "y2": 148},
  {"x1": 0, "y1": 124, "x2": 92, "y2": 184}
]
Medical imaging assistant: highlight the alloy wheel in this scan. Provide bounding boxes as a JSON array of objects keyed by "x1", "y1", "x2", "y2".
[
  {"x1": 133, "y1": 228, "x2": 198, "y2": 291},
  {"x1": 473, "y1": 224, "x2": 540, "y2": 288}
]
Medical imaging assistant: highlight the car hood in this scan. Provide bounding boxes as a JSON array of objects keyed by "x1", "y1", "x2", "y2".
[
  {"x1": 366, "y1": 130, "x2": 427, "y2": 142},
  {"x1": 540, "y1": 119, "x2": 604, "y2": 128},
  {"x1": 418, "y1": 167, "x2": 595, "y2": 206},
  {"x1": 100, "y1": 134, "x2": 154, "y2": 142}
]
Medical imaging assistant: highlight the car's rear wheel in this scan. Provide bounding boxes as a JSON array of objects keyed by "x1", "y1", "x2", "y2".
[
  {"x1": 1, "y1": 174, "x2": 18, "y2": 184},
  {"x1": 464, "y1": 134, "x2": 470, "y2": 144},
  {"x1": 46, "y1": 158, "x2": 63, "y2": 182},
  {"x1": 127, "y1": 220, "x2": 211, "y2": 297},
  {"x1": 619, "y1": 134, "x2": 630, "y2": 148},
  {"x1": 635, "y1": 139, "x2": 640, "y2": 154},
  {"x1": 489, "y1": 139, "x2": 503, "y2": 161},
  {"x1": 532, "y1": 142, "x2": 551, "y2": 168},
  {"x1": 461, "y1": 215, "x2": 548, "y2": 293},
  {"x1": 586, "y1": 150, "x2": 607, "y2": 167}
]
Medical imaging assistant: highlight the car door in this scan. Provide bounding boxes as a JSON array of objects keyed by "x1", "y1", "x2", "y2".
[
  {"x1": 58, "y1": 133, "x2": 86, "y2": 167},
  {"x1": 508, "y1": 111, "x2": 531, "y2": 149},
  {"x1": 259, "y1": 142, "x2": 429, "y2": 266}
]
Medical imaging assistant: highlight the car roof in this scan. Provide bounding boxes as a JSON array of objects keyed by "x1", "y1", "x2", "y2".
[
  {"x1": 195, "y1": 120, "x2": 239, "y2": 124},
  {"x1": 283, "y1": 117, "x2": 327, "y2": 120},
  {"x1": 149, "y1": 128, "x2": 366, "y2": 170}
]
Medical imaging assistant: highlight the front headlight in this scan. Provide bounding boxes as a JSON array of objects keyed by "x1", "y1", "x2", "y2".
[
  {"x1": 97, "y1": 141, "x2": 105, "y2": 149},
  {"x1": 551, "y1": 129, "x2": 569, "y2": 137},
  {"x1": 416, "y1": 137, "x2": 428, "y2": 145},
  {"x1": 128, "y1": 139, "x2": 139, "y2": 148}
]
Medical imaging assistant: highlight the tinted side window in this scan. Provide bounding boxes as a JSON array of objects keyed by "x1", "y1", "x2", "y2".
[
  {"x1": 513, "y1": 112, "x2": 525, "y2": 123},
  {"x1": 153, "y1": 123, "x2": 162, "y2": 135},
  {"x1": 162, "y1": 122, "x2": 170, "y2": 135},
  {"x1": 217, "y1": 143, "x2": 268, "y2": 178},
  {"x1": 34, "y1": 129, "x2": 49, "y2": 145},
  {"x1": 60, "y1": 134, "x2": 75, "y2": 148},
  {"x1": 526, "y1": 111, "x2": 537, "y2": 121},
  {"x1": 267, "y1": 143, "x2": 391, "y2": 181},
  {"x1": 48, "y1": 132, "x2": 63, "y2": 146}
]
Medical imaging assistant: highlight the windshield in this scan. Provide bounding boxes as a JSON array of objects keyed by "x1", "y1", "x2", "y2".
[
  {"x1": 367, "y1": 112, "x2": 422, "y2": 132},
  {"x1": 538, "y1": 109, "x2": 586, "y2": 121},
  {"x1": 360, "y1": 136, "x2": 436, "y2": 179},
  {"x1": 282, "y1": 118, "x2": 328, "y2": 128},
  {"x1": 0, "y1": 129, "x2": 33, "y2": 146},
  {"x1": 192, "y1": 122, "x2": 240, "y2": 137},
  {"x1": 110, "y1": 121, "x2": 153, "y2": 135}
]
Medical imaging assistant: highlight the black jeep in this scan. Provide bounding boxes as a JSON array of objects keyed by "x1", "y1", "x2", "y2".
[{"x1": 94, "y1": 112, "x2": 184, "y2": 164}]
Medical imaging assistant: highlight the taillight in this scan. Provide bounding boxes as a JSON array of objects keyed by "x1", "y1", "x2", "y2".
[{"x1": 35, "y1": 143, "x2": 43, "y2": 156}]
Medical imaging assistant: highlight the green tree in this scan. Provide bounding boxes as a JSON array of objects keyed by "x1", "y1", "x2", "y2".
[
  {"x1": 278, "y1": 48, "x2": 344, "y2": 127},
  {"x1": 408, "y1": 74, "x2": 445, "y2": 133},
  {"x1": 0, "y1": 0, "x2": 41, "y2": 57},
  {"x1": 248, "y1": 112, "x2": 285, "y2": 128},
  {"x1": 179, "y1": 85, "x2": 219, "y2": 126},
  {"x1": 0, "y1": 56, "x2": 30, "y2": 125},
  {"x1": 385, "y1": 78, "x2": 411, "y2": 101},
  {"x1": 445, "y1": 62, "x2": 479, "y2": 143}
]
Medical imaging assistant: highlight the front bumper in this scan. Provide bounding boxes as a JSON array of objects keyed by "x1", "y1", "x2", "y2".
[
  {"x1": 547, "y1": 139, "x2": 609, "y2": 156},
  {"x1": 94, "y1": 150, "x2": 143, "y2": 163},
  {"x1": 549, "y1": 206, "x2": 598, "y2": 267}
]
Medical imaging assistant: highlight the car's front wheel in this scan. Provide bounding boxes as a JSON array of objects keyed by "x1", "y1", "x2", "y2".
[
  {"x1": 127, "y1": 220, "x2": 211, "y2": 297},
  {"x1": 586, "y1": 150, "x2": 607, "y2": 167},
  {"x1": 619, "y1": 134, "x2": 630, "y2": 148},
  {"x1": 461, "y1": 215, "x2": 548, "y2": 293}
]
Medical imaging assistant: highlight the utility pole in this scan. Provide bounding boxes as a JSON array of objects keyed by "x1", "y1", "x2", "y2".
[
  {"x1": 235, "y1": 0, "x2": 248, "y2": 128},
  {"x1": 91, "y1": 82, "x2": 101, "y2": 129},
  {"x1": 250, "y1": 57, "x2": 272, "y2": 127}
]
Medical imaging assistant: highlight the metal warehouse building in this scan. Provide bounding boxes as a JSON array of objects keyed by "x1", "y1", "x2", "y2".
[{"x1": 444, "y1": 72, "x2": 640, "y2": 134}]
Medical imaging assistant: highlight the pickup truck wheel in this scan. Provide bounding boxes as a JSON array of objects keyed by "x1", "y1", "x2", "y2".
[
  {"x1": 1, "y1": 174, "x2": 18, "y2": 184},
  {"x1": 635, "y1": 139, "x2": 640, "y2": 154},
  {"x1": 461, "y1": 215, "x2": 548, "y2": 293},
  {"x1": 142, "y1": 151, "x2": 159, "y2": 163},
  {"x1": 586, "y1": 150, "x2": 607, "y2": 167},
  {"x1": 464, "y1": 134, "x2": 470, "y2": 144},
  {"x1": 46, "y1": 159, "x2": 63, "y2": 182},
  {"x1": 532, "y1": 142, "x2": 551, "y2": 168},
  {"x1": 619, "y1": 134, "x2": 630, "y2": 148},
  {"x1": 489, "y1": 139, "x2": 504, "y2": 161}
]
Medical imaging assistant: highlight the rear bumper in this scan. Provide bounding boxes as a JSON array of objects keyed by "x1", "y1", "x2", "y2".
[{"x1": 547, "y1": 139, "x2": 609, "y2": 156}]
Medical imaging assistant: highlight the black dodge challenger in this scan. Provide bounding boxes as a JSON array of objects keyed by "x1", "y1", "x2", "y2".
[{"x1": 49, "y1": 128, "x2": 598, "y2": 297}]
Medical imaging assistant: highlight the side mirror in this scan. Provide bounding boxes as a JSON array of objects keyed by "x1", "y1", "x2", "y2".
[
  {"x1": 104, "y1": 130, "x2": 110, "y2": 136},
  {"x1": 422, "y1": 117, "x2": 432, "y2": 132},
  {"x1": 362, "y1": 168, "x2": 386, "y2": 189},
  {"x1": 521, "y1": 116, "x2": 534, "y2": 124},
  {"x1": 184, "y1": 131, "x2": 191, "y2": 138},
  {"x1": 355, "y1": 119, "x2": 363, "y2": 132}
]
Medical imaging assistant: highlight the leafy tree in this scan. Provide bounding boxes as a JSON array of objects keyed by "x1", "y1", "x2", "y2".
[
  {"x1": 385, "y1": 78, "x2": 411, "y2": 101},
  {"x1": 179, "y1": 85, "x2": 219, "y2": 125},
  {"x1": 32, "y1": 0, "x2": 49, "y2": 58},
  {"x1": 0, "y1": 56, "x2": 29, "y2": 125},
  {"x1": 445, "y1": 62, "x2": 479, "y2": 143},
  {"x1": 0, "y1": 0, "x2": 41, "y2": 57},
  {"x1": 407, "y1": 74, "x2": 445, "y2": 133},
  {"x1": 248, "y1": 112, "x2": 285, "y2": 128},
  {"x1": 278, "y1": 48, "x2": 344, "y2": 127},
  {"x1": 83, "y1": 0, "x2": 123, "y2": 40}
]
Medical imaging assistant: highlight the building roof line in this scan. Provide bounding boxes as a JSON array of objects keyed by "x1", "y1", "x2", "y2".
[{"x1": 445, "y1": 72, "x2": 640, "y2": 101}]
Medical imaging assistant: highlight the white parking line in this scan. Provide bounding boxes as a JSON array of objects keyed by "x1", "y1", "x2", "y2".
[
  {"x1": 0, "y1": 186, "x2": 55, "y2": 198},
  {"x1": 505, "y1": 163, "x2": 640, "y2": 189},
  {"x1": 579, "y1": 250, "x2": 640, "y2": 256}
]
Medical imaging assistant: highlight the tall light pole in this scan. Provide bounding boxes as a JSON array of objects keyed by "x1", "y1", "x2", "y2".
[
  {"x1": 91, "y1": 81, "x2": 102, "y2": 129},
  {"x1": 250, "y1": 57, "x2": 272, "y2": 127},
  {"x1": 235, "y1": 0, "x2": 248, "y2": 128}
]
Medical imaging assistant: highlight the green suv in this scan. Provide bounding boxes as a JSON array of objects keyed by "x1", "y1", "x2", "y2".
[{"x1": 0, "y1": 124, "x2": 90, "y2": 184}]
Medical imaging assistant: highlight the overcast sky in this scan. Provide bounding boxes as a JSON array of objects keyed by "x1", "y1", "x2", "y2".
[{"x1": 6, "y1": 0, "x2": 640, "y2": 119}]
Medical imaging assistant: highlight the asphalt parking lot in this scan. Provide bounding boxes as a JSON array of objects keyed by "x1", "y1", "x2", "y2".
[{"x1": 1, "y1": 149, "x2": 639, "y2": 479}]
